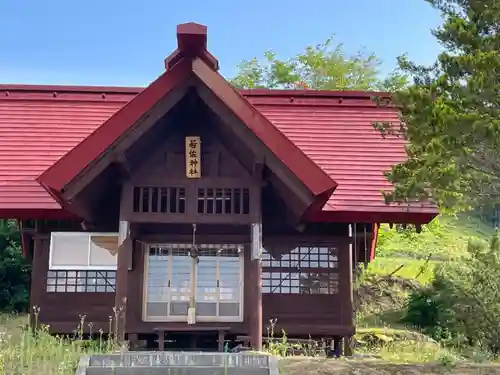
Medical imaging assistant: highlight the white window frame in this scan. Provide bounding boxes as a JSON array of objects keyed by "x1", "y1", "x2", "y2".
[
  {"x1": 142, "y1": 243, "x2": 244, "y2": 323},
  {"x1": 49, "y1": 232, "x2": 119, "y2": 271}
]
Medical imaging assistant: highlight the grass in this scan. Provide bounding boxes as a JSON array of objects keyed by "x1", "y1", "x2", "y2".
[
  {"x1": 0, "y1": 312, "x2": 120, "y2": 375},
  {"x1": 358, "y1": 214, "x2": 491, "y2": 290},
  {"x1": 0, "y1": 313, "x2": 467, "y2": 375},
  {"x1": 366, "y1": 257, "x2": 437, "y2": 285},
  {"x1": 280, "y1": 358, "x2": 500, "y2": 375},
  {"x1": 365, "y1": 213, "x2": 493, "y2": 289},
  {"x1": 264, "y1": 319, "x2": 460, "y2": 364},
  {"x1": 375, "y1": 214, "x2": 493, "y2": 262}
]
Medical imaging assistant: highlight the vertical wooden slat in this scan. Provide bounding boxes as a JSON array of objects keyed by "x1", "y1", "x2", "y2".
[
  {"x1": 239, "y1": 188, "x2": 244, "y2": 215},
  {"x1": 156, "y1": 188, "x2": 161, "y2": 213},
  {"x1": 148, "y1": 187, "x2": 153, "y2": 213},
  {"x1": 138, "y1": 188, "x2": 144, "y2": 213},
  {"x1": 175, "y1": 187, "x2": 180, "y2": 213},
  {"x1": 203, "y1": 188, "x2": 208, "y2": 213},
  {"x1": 222, "y1": 189, "x2": 226, "y2": 214},
  {"x1": 231, "y1": 189, "x2": 235, "y2": 214},
  {"x1": 166, "y1": 187, "x2": 171, "y2": 213},
  {"x1": 161, "y1": 188, "x2": 166, "y2": 213}
]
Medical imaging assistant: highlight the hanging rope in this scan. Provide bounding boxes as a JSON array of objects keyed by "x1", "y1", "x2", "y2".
[{"x1": 190, "y1": 223, "x2": 199, "y2": 262}]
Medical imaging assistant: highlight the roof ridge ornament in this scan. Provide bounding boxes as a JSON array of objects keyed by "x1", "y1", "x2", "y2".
[{"x1": 164, "y1": 23, "x2": 219, "y2": 72}]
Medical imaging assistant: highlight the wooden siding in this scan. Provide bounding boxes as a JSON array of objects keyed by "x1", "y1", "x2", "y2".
[
  {"x1": 31, "y1": 236, "x2": 115, "y2": 333},
  {"x1": 30, "y1": 225, "x2": 354, "y2": 337},
  {"x1": 118, "y1": 98, "x2": 260, "y2": 225}
]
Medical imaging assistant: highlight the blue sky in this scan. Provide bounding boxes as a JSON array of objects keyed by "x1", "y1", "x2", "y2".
[{"x1": 0, "y1": 0, "x2": 443, "y2": 87}]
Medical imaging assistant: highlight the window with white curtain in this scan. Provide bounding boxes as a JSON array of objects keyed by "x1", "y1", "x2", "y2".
[
  {"x1": 49, "y1": 232, "x2": 118, "y2": 270},
  {"x1": 46, "y1": 232, "x2": 118, "y2": 293}
]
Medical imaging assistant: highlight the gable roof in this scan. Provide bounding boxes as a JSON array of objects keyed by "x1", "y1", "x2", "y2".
[
  {"x1": 38, "y1": 23, "x2": 337, "y2": 219},
  {"x1": 0, "y1": 84, "x2": 437, "y2": 223},
  {"x1": 0, "y1": 24, "x2": 437, "y2": 224}
]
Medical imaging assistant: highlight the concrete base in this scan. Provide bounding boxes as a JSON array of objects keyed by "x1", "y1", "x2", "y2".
[{"x1": 76, "y1": 351, "x2": 279, "y2": 375}]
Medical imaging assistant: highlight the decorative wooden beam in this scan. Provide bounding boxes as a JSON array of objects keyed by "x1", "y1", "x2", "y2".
[
  {"x1": 252, "y1": 157, "x2": 264, "y2": 180},
  {"x1": 114, "y1": 154, "x2": 132, "y2": 179},
  {"x1": 64, "y1": 198, "x2": 95, "y2": 224}
]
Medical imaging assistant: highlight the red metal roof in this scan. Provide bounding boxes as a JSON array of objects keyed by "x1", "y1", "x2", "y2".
[
  {"x1": 0, "y1": 84, "x2": 436, "y2": 223},
  {"x1": 39, "y1": 24, "x2": 336, "y2": 220}
]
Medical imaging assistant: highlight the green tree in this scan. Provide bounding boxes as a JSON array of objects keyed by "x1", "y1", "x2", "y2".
[
  {"x1": 230, "y1": 36, "x2": 408, "y2": 91},
  {"x1": 0, "y1": 220, "x2": 29, "y2": 312},
  {"x1": 377, "y1": 0, "x2": 500, "y2": 211},
  {"x1": 404, "y1": 232, "x2": 500, "y2": 353}
]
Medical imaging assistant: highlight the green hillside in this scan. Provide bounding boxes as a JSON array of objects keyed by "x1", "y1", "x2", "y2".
[
  {"x1": 367, "y1": 214, "x2": 494, "y2": 284},
  {"x1": 357, "y1": 214, "x2": 495, "y2": 329}
]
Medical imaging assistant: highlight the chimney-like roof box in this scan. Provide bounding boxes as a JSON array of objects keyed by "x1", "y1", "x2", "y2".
[{"x1": 164, "y1": 22, "x2": 219, "y2": 71}]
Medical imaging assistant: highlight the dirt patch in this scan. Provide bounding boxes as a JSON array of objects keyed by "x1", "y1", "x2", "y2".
[
  {"x1": 356, "y1": 276, "x2": 420, "y2": 314},
  {"x1": 281, "y1": 358, "x2": 500, "y2": 375}
]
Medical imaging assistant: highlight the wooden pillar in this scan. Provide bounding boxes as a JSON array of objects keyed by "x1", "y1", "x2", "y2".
[
  {"x1": 157, "y1": 330, "x2": 165, "y2": 351},
  {"x1": 249, "y1": 257, "x2": 263, "y2": 351},
  {"x1": 332, "y1": 337, "x2": 342, "y2": 358},
  {"x1": 343, "y1": 336, "x2": 353, "y2": 356},
  {"x1": 29, "y1": 235, "x2": 45, "y2": 331},
  {"x1": 128, "y1": 333, "x2": 138, "y2": 350},
  {"x1": 114, "y1": 235, "x2": 132, "y2": 343},
  {"x1": 190, "y1": 335, "x2": 198, "y2": 349},
  {"x1": 249, "y1": 221, "x2": 263, "y2": 351},
  {"x1": 344, "y1": 225, "x2": 355, "y2": 356},
  {"x1": 249, "y1": 160, "x2": 263, "y2": 351},
  {"x1": 218, "y1": 330, "x2": 226, "y2": 352}
]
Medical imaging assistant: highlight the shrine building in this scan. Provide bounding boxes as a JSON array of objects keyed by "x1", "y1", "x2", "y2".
[{"x1": 0, "y1": 23, "x2": 437, "y2": 353}]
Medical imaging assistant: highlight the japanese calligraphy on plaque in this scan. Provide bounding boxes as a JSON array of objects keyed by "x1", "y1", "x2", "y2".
[{"x1": 185, "y1": 136, "x2": 201, "y2": 178}]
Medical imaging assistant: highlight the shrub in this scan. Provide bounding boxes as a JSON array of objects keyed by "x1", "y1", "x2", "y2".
[
  {"x1": 403, "y1": 231, "x2": 500, "y2": 354},
  {"x1": 402, "y1": 279, "x2": 454, "y2": 342},
  {"x1": 0, "y1": 220, "x2": 30, "y2": 312}
]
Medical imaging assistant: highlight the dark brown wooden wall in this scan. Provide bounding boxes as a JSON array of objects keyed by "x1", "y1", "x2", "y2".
[
  {"x1": 29, "y1": 224, "x2": 354, "y2": 337},
  {"x1": 119, "y1": 107, "x2": 260, "y2": 225},
  {"x1": 30, "y1": 236, "x2": 115, "y2": 333},
  {"x1": 124, "y1": 229, "x2": 353, "y2": 337},
  {"x1": 262, "y1": 239, "x2": 353, "y2": 337}
]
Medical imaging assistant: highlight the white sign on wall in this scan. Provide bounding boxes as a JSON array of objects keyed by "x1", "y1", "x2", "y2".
[{"x1": 251, "y1": 223, "x2": 262, "y2": 260}]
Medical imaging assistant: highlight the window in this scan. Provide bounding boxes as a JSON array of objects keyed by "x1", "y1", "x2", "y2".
[
  {"x1": 46, "y1": 270, "x2": 116, "y2": 293},
  {"x1": 144, "y1": 244, "x2": 243, "y2": 322},
  {"x1": 262, "y1": 246, "x2": 337, "y2": 269},
  {"x1": 133, "y1": 187, "x2": 186, "y2": 214},
  {"x1": 197, "y1": 188, "x2": 250, "y2": 214},
  {"x1": 261, "y1": 246, "x2": 339, "y2": 295},
  {"x1": 49, "y1": 232, "x2": 118, "y2": 270},
  {"x1": 262, "y1": 272, "x2": 338, "y2": 294}
]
